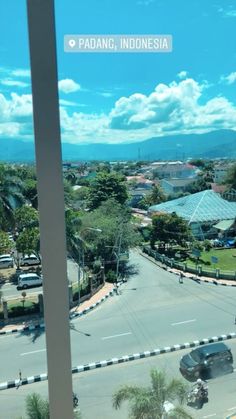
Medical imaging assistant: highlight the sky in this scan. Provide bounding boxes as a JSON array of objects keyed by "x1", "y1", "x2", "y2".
[{"x1": 0, "y1": 0, "x2": 236, "y2": 145}]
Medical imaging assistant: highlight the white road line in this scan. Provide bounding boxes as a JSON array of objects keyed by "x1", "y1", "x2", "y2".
[
  {"x1": 20, "y1": 349, "x2": 46, "y2": 356},
  {"x1": 171, "y1": 319, "x2": 196, "y2": 326},
  {"x1": 227, "y1": 406, "x2": 236, "y2": 411},
  {"x1": 202, "y1": 414, "x2": 216, "y2": 418},
  {"x1": 101, "y1": 332, "x2": 132, "y2": 340}
]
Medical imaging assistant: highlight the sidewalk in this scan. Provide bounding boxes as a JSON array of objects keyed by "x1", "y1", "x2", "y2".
[{"x1": 0, "y1": 282, "x2": 114, "y2": 334}]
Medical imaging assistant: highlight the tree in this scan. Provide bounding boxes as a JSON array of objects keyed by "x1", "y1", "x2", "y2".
[
  {"x1": 225, "y1": 163, "x2": 236, "y2": 189},
  {"x1": 0, "y1": 231, "x2": 12, "y2": 254},
  {"x1": 14, "y1": 206, "x2": 39, "y2": 231},
  {"x1": 23, "y1": 393, "x2": 49, "y2": 419},
  {"x1": 139, "y1": 185, "x2": 166, "y2": 209},
  {"x1": 16, "y1": 227, "x2": 40, "y2": 256},
  {"x1": 150, "y1": 213, "x2": 191, "y2": 250},
  {"x1": 0, "y1": 163, "x2": 24, "y2": 230},
  {"x1": 78, "y1": 199, "x2": 140, "y2": 274},
  {"x1": 23, "y1": 179, "x2": 38, "y2": 209},
  {"x1": 19, "y1": 392, "x2": 82, "y2": 419},
  {"x1": 87, "y1": 171, "x2": 128, "y2": 210},
  {"x1": 113, "y1": 369, "x2": 192, "y2": 419},
  {"x1": 65, "y1": 208, "x2": 82, "y2": 259}
]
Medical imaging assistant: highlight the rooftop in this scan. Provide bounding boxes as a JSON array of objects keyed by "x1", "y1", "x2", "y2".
[{"x1": 149, "y1": 190, "x2": 236, "y2": 223}]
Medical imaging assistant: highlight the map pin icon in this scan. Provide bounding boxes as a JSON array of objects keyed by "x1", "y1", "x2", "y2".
[{"x1": 69, "y1": 39, "x2": 76, "y2": 48}]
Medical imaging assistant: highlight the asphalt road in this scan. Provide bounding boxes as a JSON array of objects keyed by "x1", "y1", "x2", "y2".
[
  {"x1": 1, "y1": 250, "x2": 236, "y2": 382},
  {"x1": 1, "y1": 250, "x2": 236, "y2": 417},
  {"x1": 1, "y1": 344, "x2": 236, "y2": 419}
]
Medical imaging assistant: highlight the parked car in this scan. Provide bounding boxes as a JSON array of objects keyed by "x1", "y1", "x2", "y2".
[
  {"x1": 0, "y1": 257, "x2": 14, "y2": 269},
  {"x1": 17, "y1": 273, "x2": 43, "y2": 289},
  {"x1": 0, "y1": 254, "x2": 12, "y2": 260},
  {"x1": 180, "y1": 342, "x2": 233, "y2": 379},
  {"x1": 20, "y1": 254, "x2": 41, "y2": 266}
]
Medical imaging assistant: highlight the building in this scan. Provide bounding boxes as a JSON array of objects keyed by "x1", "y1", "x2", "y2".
[
  {"x1": 150, "y1": 161, "x2": 197, "y2": 179},
  {"x1": 161, "y1": 178, "x2": 196, "y2": 195},
  {"x1": 148, "y1": 190, "x2": 236, "y2": 239}
]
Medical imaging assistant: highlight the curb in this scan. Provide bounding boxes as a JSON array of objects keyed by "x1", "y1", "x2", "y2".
[
  {"x1": 0, "y1": 283, "x2": 123, "y2": 337},
  {"x1": 141, "y1": 251, "x2": 236, "y2": 288},
  {"x1": 1, "y1": 331, "x2": 236, "y2": 390}
]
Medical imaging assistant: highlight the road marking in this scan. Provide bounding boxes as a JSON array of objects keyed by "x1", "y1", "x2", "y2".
[
  {"x1": 202, "y1": 414, "x2": 216, "y2": 418},
  {"x1": 101, "y1": 332, "x2": 132, "y2": 340},
  {"x1": 20, "y1": 349, "x2": 46, "y2": 356},
  {"x1": 171, "y1": 319, "x2": 196, "y2": 326},
  {"x1": 227, "y1": 406, "x2": 236, "y2": 411}
]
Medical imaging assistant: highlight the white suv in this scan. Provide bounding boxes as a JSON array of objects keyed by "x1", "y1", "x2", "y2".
[
  {"x1": 0, "y1": 257, "x2": 14, "y2": 269},
  {"x1": 20, "y1": 254, "x2": 41, "y2": 266},
  {"x1": 17, "y1": 273, "x2": 43, "y2": 289}
]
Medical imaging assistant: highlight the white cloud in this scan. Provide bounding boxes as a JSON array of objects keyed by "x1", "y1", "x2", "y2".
[
  {"x1": 177, "y1": 70, "x2": 188, "y2": 80},
  {"x1": 1, "y1": 79, "x2": 29, "y2": 88},
  {"x1": 97, "y1": 91, "x2": 114, "y2": 98},
  {"x1": 11, "y1": 69, "x2": 31, "y2": 78},
  {"x1": 58, "y1": 79, "x2": 81, "y2": 94},
  {"x1": 220, "y1": 72, "x2": 236, "y2": 85},
  {"x1": 217, "y1": 6, "x2": 236, "y2": 18},
  {"x1": 59, "y1": 99, "x2": 81, "y2": 107},
  {"x1": 1, "y1": 77, "x2": 236, "y2": 144},
  {"x1": 137, "y1": 0, "x2": 155, "y2": 5}
]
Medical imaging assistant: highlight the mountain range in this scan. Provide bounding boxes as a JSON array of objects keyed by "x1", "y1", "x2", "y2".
[{"x1": 0, "y1": 129, "x2": 236, "y2": 162}]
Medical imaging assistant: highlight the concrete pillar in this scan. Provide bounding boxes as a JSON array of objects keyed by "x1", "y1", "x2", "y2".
[
  {"x1": 216, "y1": 268, "x2": 220, "y2": 279},
  {"x1": 198, "y1": 265, "x2": 202, "y2": 276},
  {"x1": 38, "y1": 293, "x2": 44, "y2": 315},
  {"x1": 3, "y1": 301, "x2": 8, "y2": 321},
  {"x1": 183, "y1": 263, "x2": 187, "y2": 272}
]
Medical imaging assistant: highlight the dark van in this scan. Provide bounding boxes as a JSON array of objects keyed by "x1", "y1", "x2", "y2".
[{"x1": 180, "y1": 342, "x2": 233, "y2": 379}]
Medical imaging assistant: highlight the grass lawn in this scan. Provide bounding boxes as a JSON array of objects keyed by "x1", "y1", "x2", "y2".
[{"x1": 185, "y1": 248, "x2": 236, "y2": 271}]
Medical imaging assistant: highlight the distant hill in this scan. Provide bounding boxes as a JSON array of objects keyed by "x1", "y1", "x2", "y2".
[{"x1": 0, "y1": 129, "x2": 236, "y2": 162}]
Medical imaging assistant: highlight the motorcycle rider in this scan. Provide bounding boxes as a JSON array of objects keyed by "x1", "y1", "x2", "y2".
[{"x1": 196, "y1": 378, "x2": 208, "y2": 398}]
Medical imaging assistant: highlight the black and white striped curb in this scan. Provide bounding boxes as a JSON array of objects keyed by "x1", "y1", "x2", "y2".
[
  {"x1": 0, "y1": 283, "x2": 122, "y2": 337},
  {"x1": 141, "y1": 251, "x2": 236, "y2": 288},
  {"x1": 1, "y1": 331, "x2": 236, "y2": 390}
]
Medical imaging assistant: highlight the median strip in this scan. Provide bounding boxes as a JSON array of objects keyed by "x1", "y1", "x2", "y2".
[{"x1": 1, "y1": 331, "x2": 236, "y2": 390}]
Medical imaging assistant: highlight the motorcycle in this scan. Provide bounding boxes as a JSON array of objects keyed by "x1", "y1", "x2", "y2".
[
  {"x1": 187, "y1": 384, "x2": 208, "y2": 409},
  {"x1": 73, "y1": 392, "x2": 79, "y2": 408}
]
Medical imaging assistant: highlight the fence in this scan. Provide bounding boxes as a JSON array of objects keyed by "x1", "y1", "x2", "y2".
[{"x1": 142, "y1": 245, "x2": 236, "y2": 281}]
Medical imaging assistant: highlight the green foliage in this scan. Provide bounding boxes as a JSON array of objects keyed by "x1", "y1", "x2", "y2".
[
  {"x1": 14, "y1": 206, "x2": 39, "y2": 231},
  {"x1": 203, "y1": 239, "x2": 212, "y2": 252},
  {"x1": 25, "y1": 393, "x2": 49, "y2": 419},
  {"x1": 16, "y1": 227, "x2": 40, "y2": 256},
  {"x1": 87, "y1": 171, "x2": 128, "y2": 210},
  {"x1": 150, "y1": 212, "x2": 191, "y2": 249},
  {"x1": 139, "y1": 185, "x2": 166, "y2": 209},
  {"x1": 225, "y1": 163, "x2": 236, "y2": 189},
  {"x1": 0, "y1": 163, "x2": 24, "y2": 229},
  {"x1": 113, "y1": 369, "x2": 192, "y2": 419},
  {"x1": 23, "y1": 179, "x2": 38, "y2": 209},
  {"x1": 18, "y1": 392, "x2": 82, "y2": 419},
  {"x1": 186, "y1": 177, "x2": 210, "y2": 194},
  {"x1": 79, "y1": 199, "x2": 141, "y2": 272},
  {"x1": 0, "y1": 231, "x2": 12, "y2": 253}
]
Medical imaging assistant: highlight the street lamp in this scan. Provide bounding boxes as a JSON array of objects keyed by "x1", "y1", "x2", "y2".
[{"x1": 75, "y1": 228, "x2": 102, "y2": 306}]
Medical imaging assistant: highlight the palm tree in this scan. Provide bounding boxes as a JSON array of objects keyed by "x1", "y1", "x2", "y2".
[
  {"x1": 113, "y1": 369, "x2": 193, "y2": 419},
  {"x1": 18, "y1": 392, "x2": 82, "y2": 419},
  {"x1": 0, "y1": 164, "x2": 24, "y2": 230}
]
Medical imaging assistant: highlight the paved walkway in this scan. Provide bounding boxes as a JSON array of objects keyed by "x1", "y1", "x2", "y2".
[{"x1": 0, "y1": 282, "x2": 114, "y2": 334}]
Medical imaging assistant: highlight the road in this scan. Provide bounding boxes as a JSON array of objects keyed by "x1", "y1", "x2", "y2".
[
  {"x1": 1, "y1": 249, "x2": 236, "y2": 417},
  {"x1": 0, "y1": 258, "x2": 80, "y2": 299},
  {"x1": 1, "y1": 345, "x2": 236, "y2": 419}
]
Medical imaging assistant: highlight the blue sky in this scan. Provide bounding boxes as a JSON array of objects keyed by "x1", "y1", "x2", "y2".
[{"x1": 0, "y1": 0, "x2": 236, "y2": 144}]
